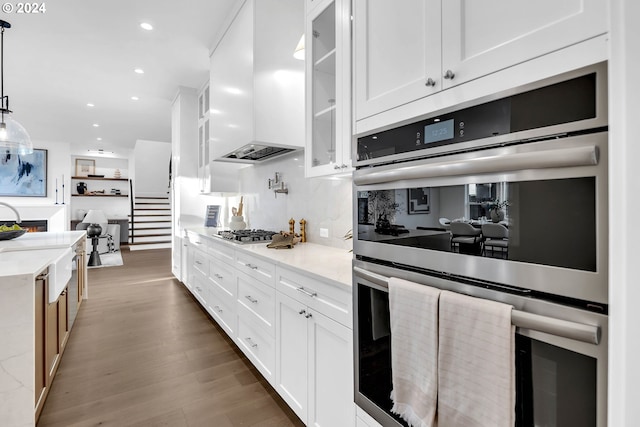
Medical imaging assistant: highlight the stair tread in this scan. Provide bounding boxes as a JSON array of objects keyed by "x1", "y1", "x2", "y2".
[{"x1": 129, "y1": 240, "x2": 172, "y2": 245}]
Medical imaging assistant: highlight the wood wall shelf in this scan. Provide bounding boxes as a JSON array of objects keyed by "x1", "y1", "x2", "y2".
[{"x1": 71, "y1": 176, "x2": 129, "y2": 181}]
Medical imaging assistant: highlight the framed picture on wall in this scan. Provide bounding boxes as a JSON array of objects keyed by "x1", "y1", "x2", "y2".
[
  {"x1": 408, "y1": 187, "x2": 430, "y2": 214},
  {"x1": 0, "y1": 148, "x2": 47, "y2": 197},
  {"x1": 75, "y1": 158, "x2": 95, "y2": 177}
]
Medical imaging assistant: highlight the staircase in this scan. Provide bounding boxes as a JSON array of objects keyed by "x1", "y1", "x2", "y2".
[{"x1": 129, "y1": 196, "x2": 172, "y2": 251}]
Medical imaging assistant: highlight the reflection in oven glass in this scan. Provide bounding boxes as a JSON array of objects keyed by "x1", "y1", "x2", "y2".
[{"x1": 357, "y1": 177, "x2": 596, "y2": 271}]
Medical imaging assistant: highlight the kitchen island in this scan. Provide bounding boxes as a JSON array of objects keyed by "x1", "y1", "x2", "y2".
[{"x1": 0, "y1": 231, "x2": 88, "y2": 427}]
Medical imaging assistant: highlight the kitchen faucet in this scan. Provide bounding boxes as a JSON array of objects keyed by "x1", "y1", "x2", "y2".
[{"x1": 0, "y1": 201, "x2": 21, "y2": 223}]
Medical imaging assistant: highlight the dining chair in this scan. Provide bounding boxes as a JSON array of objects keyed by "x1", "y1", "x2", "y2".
[
  {"x1": 450, "y1": 221, "x2": 482, "y2": 253},
  {"x1": 481, "y1": 223, "x2": 509, "y2": 258}
]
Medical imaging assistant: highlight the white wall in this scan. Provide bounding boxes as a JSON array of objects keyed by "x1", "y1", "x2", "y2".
[{"x1": 133, "y1": 139, "x2": 171, "y2": 197}]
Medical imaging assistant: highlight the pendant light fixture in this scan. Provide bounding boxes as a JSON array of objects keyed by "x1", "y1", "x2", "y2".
[{"x1": 0, "y1": 20, "x2": 32, "y2": 155}]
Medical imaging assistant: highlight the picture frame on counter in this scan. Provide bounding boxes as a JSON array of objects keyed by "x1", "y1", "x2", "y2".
[
  {"x1": 75, "y1": 158, "x2": 95, "y2": 177},
  {"x1": 205, "y1": 205, "x2": 220, "y2": 227},
  {"x1": 0, "y1": 148, "x2": 47, "y2": 197}
]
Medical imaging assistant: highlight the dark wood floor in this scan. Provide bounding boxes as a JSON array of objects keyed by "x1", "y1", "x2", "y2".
[{"x1": 38, "y1": 248, "x2": 304, "y2": 427}]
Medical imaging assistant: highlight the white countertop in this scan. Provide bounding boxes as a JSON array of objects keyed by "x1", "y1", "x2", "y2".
[
  {"x1": 0, "y1": 231, "x2": 85, "y2": 277},
  {"x1": 186, "y1": 227, "x2": 353, "y2": 287}
]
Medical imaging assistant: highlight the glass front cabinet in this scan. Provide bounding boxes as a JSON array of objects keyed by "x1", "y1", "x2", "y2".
[{"x1": 305, "y1": 0, "x2": 352, "y2": 177}]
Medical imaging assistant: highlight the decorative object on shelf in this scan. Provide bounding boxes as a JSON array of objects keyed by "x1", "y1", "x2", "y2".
[
  {"x1": 82, "y1": 209, "x2": 108, "y2": 266},
  {"x1": 76, "y1": 182, "x2": 87, "y2": 195},
  {"x1": 61, "y1": 174, "x2": 65, "y2": 204},
  {"x1": 0, "y1": 20, "x2": 32, "y2": 156},
  {"x1": 110, "y1": 188, "x2": 121, "y2": 195},
  {"x1": 75, "y1": 158, "x2": 95, "y2": 177},
  {"x1": 289, "y1": 218, "x2": 295, "y2": 234},
  {"x1": 113, "y1": 168, "x2": 121, "y2": 179},
  {"x1": 299, "y1": 218, "x2": 307, "y2": 242},
  {"x1": 0, "y1": 148, "x2": 47, "y2": 197}
]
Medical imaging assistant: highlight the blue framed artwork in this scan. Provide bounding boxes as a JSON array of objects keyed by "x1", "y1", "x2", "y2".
[{"x1": 0, "y1": 148, "x2": 47, "y2": 197}]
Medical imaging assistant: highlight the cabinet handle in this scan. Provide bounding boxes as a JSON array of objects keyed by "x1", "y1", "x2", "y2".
[
  {"x1": 334, "y1": 165, "x2": 341, "y2": 170},
  {"x1": 195, "y1": 241, "x2": 202, "y2": 245},
  {"x1": 305, "y1": 313, "x2": 313, "y2": 319},
  {"x1": 296, "y1": 287, "x2": 317, "y2": 298},
  {"x1": 444, "y1": 70, "x2": 455, "y2": 80},
  {"x1": 195, "y1": 260, "x2": 203, "y2": 265},
  {"x1": 214, "y1": 305, "x2": 223, "y2": 313},
  {"x1": 245, "y1": 295, "x2": 258, "y2": 304},
  {"x1": 245, "y1": 337, "x2": 258, "y2": 349},
  {"x1": 196, "y1": 286, "x2": 202, "y2": 292},
  {"x1": 299, "y1": 309, "x2": 306, "y2": 315},
  {"x1": 214, "y1": 273, "x2": 223, "y2": 279},
  {"x1": 341, "y1": 164, "x2": 348, "y2": 169},
  {"x1": 425, "y1": 77, "x2": 436, "y2": 87},
  {"x1": 246, "y1": 263, "x2": 258, "y2": 270}
]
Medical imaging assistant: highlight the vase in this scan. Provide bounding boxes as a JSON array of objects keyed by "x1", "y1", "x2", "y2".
[
  {"x1": 229, "y1": 215, "x2": 247, "y2": 231},
  {"x1": 490, "y1": 208, "x2": 505, "y2": 223}
]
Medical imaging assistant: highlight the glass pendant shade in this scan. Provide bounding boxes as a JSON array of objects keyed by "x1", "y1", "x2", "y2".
[
  {"x1": 293, "y1": 33, "x2": 305, "y2": 60},
  {"x1": 0, "y1": 112, "x2": 32, "y2": 154}
]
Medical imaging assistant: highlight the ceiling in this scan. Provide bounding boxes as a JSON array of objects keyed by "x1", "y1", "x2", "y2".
[{"x1": 3, "y1": 0, "x2": 239, "y2": 157}]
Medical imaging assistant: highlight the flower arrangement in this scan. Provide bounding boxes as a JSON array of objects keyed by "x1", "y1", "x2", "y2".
[{"x1": 488, "y1": 199, "x2": 510, "y2": 211}]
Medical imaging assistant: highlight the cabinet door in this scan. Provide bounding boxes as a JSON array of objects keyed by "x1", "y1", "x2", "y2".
[
  {"x1": 57, "y1": 289, "x2": 69, "y2": 351},
  {"x1": 275, "y1": 292, "x2": 309, "y2": 422},
  {"x1": 46, "y1": 299, "x2": 59, "y2": 383},
  {"x1": 308, "y1": 309, "x2": 354, "y2": 427},
  {"x1": 354, "y1": 0, "x2": 441, "y2": 120},
  {"x1": 442, "y1": 0, "x2": 608, "y2": 90},
  {"x1": 35, "y1": 274, "x2": 47, "y2": 409}
]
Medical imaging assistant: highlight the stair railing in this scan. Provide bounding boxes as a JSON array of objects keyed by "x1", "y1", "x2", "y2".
[{"x1": 129, "y1": 179, "x2": 135, "y2": 244}]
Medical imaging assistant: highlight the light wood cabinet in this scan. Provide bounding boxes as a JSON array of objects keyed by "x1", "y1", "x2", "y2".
[
  {"x1": 34, "y1": 272, "x2": 47, "y2": 415},
  {"x1": 353, "y1": 0, "x2": 608, "y2": 121},
  {"x1": 305, "y1": 0, "x2": 353, "y2": 177}
]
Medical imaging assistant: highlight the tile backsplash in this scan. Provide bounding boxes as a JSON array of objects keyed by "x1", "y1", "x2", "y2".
[{"x1": 236, "y1": 152, "x2": 353, "y2": 250}]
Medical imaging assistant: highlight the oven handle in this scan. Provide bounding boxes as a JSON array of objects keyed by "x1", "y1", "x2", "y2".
[
  {"x1": 353, "y1": 145, "x2": 598, "y2": 186},
  {"x1": 353, "y1": 266, "x2": 601, "y2": 345}
]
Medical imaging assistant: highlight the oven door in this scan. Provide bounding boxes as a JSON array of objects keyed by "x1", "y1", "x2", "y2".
[
  {"x1": 353, "y1": 260, "x2": 607, "y2": 427},
  {"x1": 354, "y1": 131, "x2": 608, "y2": 305}
]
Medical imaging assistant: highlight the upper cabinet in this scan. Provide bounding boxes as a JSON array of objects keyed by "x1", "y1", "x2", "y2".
[
  {"x1": 305, "y1": 0, "x2": 353, "y2": 177},
  {"x1": 353, "y1": 0, "x2": 608, "y2": 121},
  {"x1": 210, "y1": 0, "x2": 305, "y2": 162}
]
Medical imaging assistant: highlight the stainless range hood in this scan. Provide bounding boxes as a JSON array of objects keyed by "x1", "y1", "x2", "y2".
[{"x1": 219, "y1": 143, "x2": 300, "y2": 163}]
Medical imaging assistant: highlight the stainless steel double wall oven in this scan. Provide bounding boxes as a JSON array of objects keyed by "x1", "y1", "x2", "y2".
[{"x1": 353, "y1": 63, "x2": 608, "y2": 427}]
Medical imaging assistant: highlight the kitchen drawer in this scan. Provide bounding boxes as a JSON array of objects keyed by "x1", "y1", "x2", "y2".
[
  {"x1": 237, "y1": 316, "x2": 275, "y2": 385},
  {"x1": 191, "y1": 272, "x2": 209, "y2": 308},
  {"x1": 208, "y1": 288, "x2": 236, "y2": 338},
  {"x1": 208, "y1": 239, "x2": 234, "y2": 263},
  {"x1": 192, "y1": 248, "x2": 209, "y2": 277},
  {"x1": 237, "y1": 271, "x2": 276, "y2": 335},
  {"x1": 186, "y1": 231, "x2": 207, "y2": 248},
  {"x1": 209, "y1": 259, "x2": 236, "y2": 298},
  {"x1": 276, "y1": 266, "x2": 352, "y2": 328},
  {"x1": 235, "y1": 251, "x2": 275, "y2": 287}
]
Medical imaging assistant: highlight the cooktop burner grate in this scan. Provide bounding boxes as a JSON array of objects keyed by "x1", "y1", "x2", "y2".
[{"x1": 217, "y1": 229, "x2": 278, "y2": 243}]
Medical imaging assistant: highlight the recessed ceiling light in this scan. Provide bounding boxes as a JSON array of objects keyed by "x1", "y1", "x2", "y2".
[
  {"x1": 140, "y1": 22, "x2": 153, "y2": 31},
  {"x1": 134, "y1": 68, "x2": 144, "y2": 74},
  {"x1": 97, "y1": 137, "x2": 102, "y2": 141},
  {"x1": 86, "y1": 103, "x2": 95, "y2": 107},
  {"x1": 131, "y1": 96, "x2": 139, "y2": 101},
  {"x1": 92, "y1": 123, "x2": 99, "y2": 127}
]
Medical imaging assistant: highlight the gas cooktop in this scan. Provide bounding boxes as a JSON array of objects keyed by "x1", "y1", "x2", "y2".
[{"x1": 217, "y1": 229, "x2": 278, "y2": 243}]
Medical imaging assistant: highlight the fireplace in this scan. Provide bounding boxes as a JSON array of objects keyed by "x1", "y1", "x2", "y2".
[{"x1": 0, "y1": 219, "x2": 48, "y2": 233}]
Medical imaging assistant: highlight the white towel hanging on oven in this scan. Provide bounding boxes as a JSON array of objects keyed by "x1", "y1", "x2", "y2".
[
  {"x1": 437, "y1": 290, "x2": 515, "y2": 427},
  {"x1": 389, "y1": 277, "x2": 440, "y2": 427}
]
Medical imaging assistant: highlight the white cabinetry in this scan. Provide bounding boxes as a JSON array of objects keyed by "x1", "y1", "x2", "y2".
[
  {"x1": 209, "y1": 0, "x2": 305, "y2": 161},
  {"x1": 234, "y1": 252, "x2": 277, "y2": 384},
  {"x1": 275, "y1": 266, "x2": 354, "y2": 427},
  {"x1": 197, "y1": 84, "x2": 210, "y2": 193},
  {"x1": 354, "y1": 0, "x2": 608, "y2": 121},
  {"x1": 305, "y1": 0, "x2": 352, "y2": 177}
]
